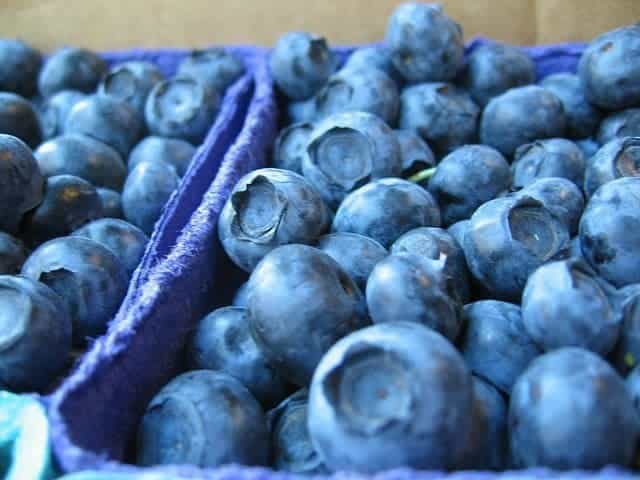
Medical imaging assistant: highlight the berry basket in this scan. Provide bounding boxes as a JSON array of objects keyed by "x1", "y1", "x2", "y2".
[{"x1": 46, "y1": 41, "x2": 637, "y2": 480}]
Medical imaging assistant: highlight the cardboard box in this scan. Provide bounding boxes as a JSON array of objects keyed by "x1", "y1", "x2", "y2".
[{"x1": 0, "y1": 0, "x2": 638, "y2": 51}]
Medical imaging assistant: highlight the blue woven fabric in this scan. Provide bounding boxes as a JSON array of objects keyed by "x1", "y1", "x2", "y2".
[{"x1": 47, "y1": 41, "x2": 637, "y2": 479}]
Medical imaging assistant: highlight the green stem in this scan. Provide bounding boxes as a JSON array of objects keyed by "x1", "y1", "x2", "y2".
[{"x1": 408, "y1": 167, "x2": 437, "y2": 184}]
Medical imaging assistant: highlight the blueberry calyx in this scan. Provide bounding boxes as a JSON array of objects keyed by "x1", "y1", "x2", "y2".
[
  {"x1": 564, "y1": 258, "x2": 599, "y2": 289},
  {"x1": 230, "y1": 175, "x2": 288, "y2": 243},
  {"x1": 307, "y1": 126, "x2": 373, "y2": 190},
  {"x1": 0, "y1": 286, "x2": 28, "y2": 351},
  {"x1": 322, "y1": 342, "x2": 414, "y2": 435},
  {"x1": 506, "y1": 197, "x2": 563, "y2": 260},
  {"x1": 308, "y1": 37, "x2": 329, "y2": 64},
  {"x1": 615, "y1": 138, "x2": 640, "y2": 177},
  {"x1": 513, "y1": 142, "x2": 546, "y2": 177},
  {"x1": 101, "y1": 68, "x2": 138, "y2": 103},
  {"x1": 38, "y1": 268, "x2": 77, "y2": 316},
  {"x1": 314, "y1": 77, "x2": 353, "y2": 111},
  {"x1": 564, "y1": 258, "x2": 621, "y2": 313},
  {"x1": 153, "y1": 78, "x2": 203, "y2": 123}
]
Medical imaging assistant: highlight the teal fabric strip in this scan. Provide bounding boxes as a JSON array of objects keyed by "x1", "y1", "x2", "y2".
[
  {"x1": 0, "y1": 391, "x2": 57, "y2": 480},
  {"x1": 60, "y1": 472, "x2": 178, "y2": 479}
]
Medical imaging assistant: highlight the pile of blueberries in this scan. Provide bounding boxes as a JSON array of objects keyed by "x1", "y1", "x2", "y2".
[
  {"x1": 0, "y1": 41, "x2": 244, "y2": 392},
  {"x1": 136, "y1": 2, "x2": 640, "y2": 474}
]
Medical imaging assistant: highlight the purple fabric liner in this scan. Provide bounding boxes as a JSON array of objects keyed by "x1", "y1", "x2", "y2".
[
  {"x1": 42, "y1": 45, "x2": 260, "y2": 443},
  {"x1": 37, "y1": 46, "x2": 258, "y2": 397},
  {"x1": 99, "y1": 47, "x2": 261, "y2": 293},
  {"x1": 47, "y1": 40, "x2": 636, "y2": 479}
]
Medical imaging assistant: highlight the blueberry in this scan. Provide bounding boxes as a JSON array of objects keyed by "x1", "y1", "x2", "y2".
[
  {"x1": 342, "y1": 46, "x2": 403, "y2": 85},
  {"x1": 34, "y1": 134, "x2": 127, "y2": 191},
  {"x1": 0, "y1": 39, "x2": 42, "y2": 97},
  {"x1": 0, "y1": 134, "x2": 43, "y2": 233},
  {"x1": 399, "y1": 83, "x2": 479, "y2": 156},
  {"x1": 391, "y1": 226, "x2": 470, "y2": 304},
  {"x1": 218, "y1": 168, "x2": 330, "y2": 272},
  {"x1": 332, "y1": 178, "x2": 441, "y2": 248},
  {"x1": 99, "y1": 61, "x2": 164, "y2": 118},
  {"x1": 458, "y1": 374, "x2": 510, "y2": 470},
  {"x1": 22, "y1": 175, "x2": 103, "y2": 246},
  {"x1": 568, "y1": 236, "x2": 585, "y2": 261},
  {"x1": 145, "y1": 76, "x2": 219, "y2": 144},
  {"x1": 427, "y1": 144, "x2": 510, "y2": 226},
  {"x1": 522, "y1": 259, "x2": 620, "y2": 356},
  {"x1": 394, "y1": 129, "x2": 435, "y2": 178},
  {"x1": 584, "y1": 137, "x2": 640, "y2": 198},
  {"x1": 313, "y1": 67, "x2": 400, "y2": 125},
  {"x1": 122, "y1": 161, "x2": 180, "y2": 236},
  {"x1": 579, "y1": 177, "x2": 640, "y2": 287},
  {"x1": 512, "y1": 138, "x2": 586, "y2": 189},
  {"x1": 480, "y1": 85, "x2": 566, "y2": 157},
  {"x1": 612, "y1": 284, "x2": 640, "y2": 374},
  {"x1": 541, "y1": 73, "x2": 602, "y2": 139},
  {"x1": 447, "y1": 219, "x2": 470, "y2": 248},
  {"x1": 267, "y1": 390, "x2": 327, "y2": 474},
  {"x1": 177, "y1": 48, "x2": 245, "y2": 93},
  {"x1": 470, "y1": 376, "x2": 508, "y2": 470},
  {"x1": 576, "y1": 137, "x2": 600, "y2": 159},
  {"x1": 455, "y1": 380, "x2": 489, "y2": 470},
  {"x1": 579, "y1": 24, "x2": 640, "y2": 110},
  {"x1": 317, "y1": 232, "x2": 387, "y2": 291},
  {"x1": 465, "y1": 43, "x2": 535, "y2": 107},
  {"x1": 460, "y1": 300, "x2": 540, "y2": 394},
  {"x1": 463, "y1": 195, "x2": 570, "y2": 300},
  {"x1": 72, "y1": 218, "x2": 148, "y2": 277},
  {"x1": 38, "y1": 47, "x2": 107, "y2": 97},
  {"x1": 0, "y1": 92, "x2": 43, "y2": 148},
  {"x1": 186, "y1": 306, "x2": 288, "y2": 408},
  {"x1": 509, "y1": 347, "x2": 639, "y2": 469},
  {"x1": 247, "y1": 244, "x2": 368, "y2": 386},
  {"x1": 385, "y1": 3, "x2": 463, "y2": 83},
  {"x1": 128, "y1": 136, "x2": 196, "y2": 178},
  {"x1": 366, "y1": 253, "x2": 461, "y2": 341},
  {"x1": 269, "y1": 32, "x2": 335, "y2": 101},
  {"x1": 65, "y1": 94, "x2": 143, "y2": 158},
  {"x1": 39, "y1": 90, "x2": 86, "y2": 140},
  {"x1": 515, "y1": 177, "x2": 585, "y2": 236},
  {"x1": 286, "y1": 98, "x2": 316, "y2": 124},
  {"x1": 308, "y1": 321, "x2": 473, "y2": 472},
  {"x1": 232, "y1": 281, "x2": 249, "y2": 308},
  {"x1": 0, "y1": 233, "x2": 27, "y2": 275},
  {"x1": 597, "y1": 108, "x2": 640, "y2": 145},
  {"x1": 0, "y1": 275, "x2": 71, "y2": 392},
  {"x1": 272, "y1": 122, "x2": 313, "y2": 174},
  {"x1": 21, "y1": 236, "x2": 128, "y2": 346},
  {"x1": 627, "y1": 365, "x2": 640, "y2": 414},
  {"x1": 96, "y1": 188, "x2": 123, "y2": 219},
  {"x1": 137, "y1": 370, "x2": 269, "y2": 468},
  {"x1": 304, "y1": 112, "x2": 401, "y2": 209}
]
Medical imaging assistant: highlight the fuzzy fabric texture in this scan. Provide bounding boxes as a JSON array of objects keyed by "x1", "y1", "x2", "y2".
[
  {"x1": 47, "y1": 41, "x2": 637, "y2": 479},
  {"x1": 47, "y1": 45, "x2": 275, "y2": 473}
]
